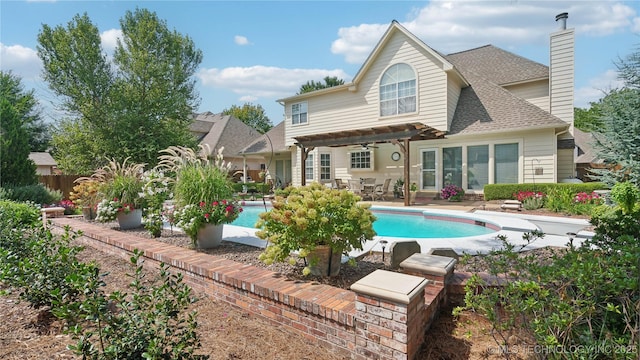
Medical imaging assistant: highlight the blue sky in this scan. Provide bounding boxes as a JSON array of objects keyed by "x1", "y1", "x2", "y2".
[{"x1": 1, "y1": 0, "x2": 639, "y2": 125}]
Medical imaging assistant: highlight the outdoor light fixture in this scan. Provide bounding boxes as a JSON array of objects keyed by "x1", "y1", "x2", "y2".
[
  {"x1": 566, "y1": 232, "x2": 577, "y2": 248},
  {"x1": 379, "y1": 240, "x2": 389, "y2": 262}
]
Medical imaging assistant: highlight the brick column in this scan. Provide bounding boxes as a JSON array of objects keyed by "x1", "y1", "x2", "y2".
[{"x1": 351, "y1": 270, "x2": 428, "y2": 360}]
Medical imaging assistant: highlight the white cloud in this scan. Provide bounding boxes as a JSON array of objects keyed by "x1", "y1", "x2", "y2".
[
  {"x1": 197, "y1": 65, "x2": 350, "y2": 100},
  {"x1": 0, "y1": 43, "x2": 41, "y2": 80},
  {"x1": 574, "y1": 69, "x2": 624, "y2": 107},
  {"x1": 100, "y1": 29, "x2": 122, "y2": 52},
  {"x1": 234, "y1": 35, "x2": 250, "y2": 46},
  {"x1": 332, "y1": 1, "x2": 639, "y2": 64},
  {"x1": 239, "y1": 95, "x2": 258, "y2": 102},
  {"x1": 633, "y1": 17, "x2": 640, "y2": 33}
]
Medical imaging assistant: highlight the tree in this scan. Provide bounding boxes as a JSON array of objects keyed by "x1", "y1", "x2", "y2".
[
  {"x1": 588, "y1": 45, "x2": 640, "y2": 186},
  {"x1": 574, "y1": 105, "x2": 603, "y2": 132},
  {"x1": 38, "y1": 9, "x2": 201, "y2": 173},
  {"x1": 0, "y1": 72, "x2": 38, "y2": 186},
  {"x1": 297, "y1": 76, "x2": 344, "y2": 94},
  {"x1": 221, "y1": 103, "x2": 273, "y2": 134},
  {"x1": 589, "y1": 87, "x2": 640, "y2": 185}
]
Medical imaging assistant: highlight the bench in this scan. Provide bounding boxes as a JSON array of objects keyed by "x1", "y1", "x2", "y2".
[{"x1": 41, "y1": 206, "x2": 66, "y2": 225}]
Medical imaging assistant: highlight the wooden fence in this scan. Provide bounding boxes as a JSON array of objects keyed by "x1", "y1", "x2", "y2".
[
  {"x1": 39, "y1": 175, "x2": 85, "y2": 199},
  {"x1": 40, "y1": 170, "x2": 265, "y2": 200}
]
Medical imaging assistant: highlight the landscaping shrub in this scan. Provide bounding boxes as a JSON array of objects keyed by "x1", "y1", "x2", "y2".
[
  {"x1": 0, "y1": 201, "x2": 93, "y2": 309},
  {"x1": 0, "y1": 183, "x2": 63, "y2": 205},
  {"x1": 456, "y1": 197, "x2": 639, "y2": 358},
  {"x1": 0, "y1": 199, "x2": 207, "y2": 359},
  {"x1": 0, "y1": 200, "x2": 41, "y2": 228},
  {"x1": 483, "y1": 182, "x2": 606, "y2": 200},
  {"x1": 53, "y1": 250, "x2": 207, "y2": 360}
]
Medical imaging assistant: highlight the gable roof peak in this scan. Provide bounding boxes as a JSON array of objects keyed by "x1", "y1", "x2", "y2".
[{"x1": 351, "y1": 21, "x2": 460, "y2": 85}]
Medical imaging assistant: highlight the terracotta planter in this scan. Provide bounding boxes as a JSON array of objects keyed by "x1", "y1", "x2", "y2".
[
  {"x1": 196, "y1": 223, "x2": 224, "y2": 248},
  {"x1": 307, "y1": 245, "x2": 342, "y2": 277},
  {"x1": 116, "y1": 209, "x2": 142, "y2": 230}
]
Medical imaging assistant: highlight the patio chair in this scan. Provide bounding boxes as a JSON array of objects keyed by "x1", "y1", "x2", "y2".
[
  {"x1": 374, "y1": 178, "x2": 392, "y2": 201},
  {"x1": 334, "y1": 178, "x2": 348, "y2": 189},
  {"x1": 361, "y1": 178, "x2": 377, "y2": 201},
  {"x1": 347, "y1": 179, "x2": 361, "y2": 194}
]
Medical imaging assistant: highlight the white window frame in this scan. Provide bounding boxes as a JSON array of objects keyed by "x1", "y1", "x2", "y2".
[
  {"x1": 305, "y1": 153, "x2": 314, "y2": 181},
  {"x1": 379, "y1": 63, "x2": 417, "y2": 117},
  {"x1": 319, "y1": 153, "x2": 332, "y2": 181},
  {"x1": 350, "y1": 150, "x2": 374, "y2": 171},
  {"x1": 420, "y1": 148, "x2": 438, "y2": 190},
  {"x1": 292, "y1": 102, "x2": 308, "y2": 125}
]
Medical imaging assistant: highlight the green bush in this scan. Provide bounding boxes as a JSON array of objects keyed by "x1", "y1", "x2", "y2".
[
  {"x1": 0, "y1": 200, "x2": 92, "y2": 309},
  {"x1": 0, "y1": 184, "x2": 63, "y2": 205},
  {"x1": 0, "y1": 200, "x2": 41, "y2": 228},
  {"x1": 483, "y1": 182, "x2": 606, "y2": 200},
  {"x1": 256, "y1": 183, "x2": 376, "y2": 276},
  {"x1": 610, "y1": 181, "x2": 640, "y2": 214},
  {"x1": 53, "y1": 250, "x2": 207, "y2": 359},
  {"x1": 456, "y1": 214, "x2": 639, "y2": 357}
]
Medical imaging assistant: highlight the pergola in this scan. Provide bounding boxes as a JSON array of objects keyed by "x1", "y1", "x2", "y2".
[{"x1": 293, "y1": 122, "x2": 446, "y2": 206}]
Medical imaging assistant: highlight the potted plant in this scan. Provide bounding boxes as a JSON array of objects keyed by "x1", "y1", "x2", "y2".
[
  {"x1": 255, "y1": 182, "x2": 377, "y2": 277},
  {"x1": 408, "y1": 182, "x2": 419, "y2": 204},
  {"x1": 92, "y1": 158, "x2": 147, "y2": 229},
  {"x1": 140, "y1": 169, "x2": 172, "y2": 237},
  {"x1": 158, "y1": 145, "x2": 241, "y2": 248},
  {"x1": 393, "y1": 178, "x2": 404, "y2": 198},
  {"x1": 440, "y1": 183, "x2": 465, "y2": 202},
  {"x1": 69, "y1": 179, "x2": 100, "y2": 220}
]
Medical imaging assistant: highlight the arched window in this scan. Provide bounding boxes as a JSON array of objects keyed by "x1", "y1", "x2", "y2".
[{"x1": 379, "y1": 63, "x2": 416, "y2": 116}]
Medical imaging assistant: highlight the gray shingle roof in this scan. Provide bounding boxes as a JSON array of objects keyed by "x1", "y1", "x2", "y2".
[
  {"x1": 239, "y1": 121, "x2": 287, "y2": 155},
  {"x1": 446, "y1": 47, "x2": 567, "y2": 135},
  {"x1": 190, "y1": 112, "x2": 262, "y2": 157},
  {"x1": 446, "y1": 45, "x2": 549, "y2": 85},
  {"x1": 29, "y1": 152, "x2": 57, "y2": 166},
  {"x1": 574, "y1": 128, "x2": 600, "y2": 164}
]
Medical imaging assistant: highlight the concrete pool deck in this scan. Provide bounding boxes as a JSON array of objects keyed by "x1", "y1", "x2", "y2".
[{"x1": 217, "y1": 198, "x2": 594, "y2": 259}]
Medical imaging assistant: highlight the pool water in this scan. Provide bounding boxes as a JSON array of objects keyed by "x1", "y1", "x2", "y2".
[{"x1": 232, "y1": 205, "x2": 495, "y2": 238}]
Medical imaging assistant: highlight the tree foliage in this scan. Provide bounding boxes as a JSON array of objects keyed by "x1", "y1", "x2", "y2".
[
  {"x1": 297, "y1": 76, "x2": 345, "y2": 94},
  {"x1": 588, "y1": 45, "x2": 640, "y2": 186},
  {"x1": 38, "y1": 9, "x2": 201, "y2": 174},
  {"x1": 222, "y1": 103, "x2": 273, "y2": 134},
  {"x1": 574, "y1": 105, "x2": 603, "y2": 132},
  {"x1": 0, "y1": 72, "x2": 38, "y2": 186}
]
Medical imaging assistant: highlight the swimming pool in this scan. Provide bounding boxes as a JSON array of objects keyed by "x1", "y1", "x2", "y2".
[{"x1": 232, "y1": 204, "x2": 498, "y2": 239}]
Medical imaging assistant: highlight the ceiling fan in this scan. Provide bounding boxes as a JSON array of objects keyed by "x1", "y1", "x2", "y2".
[{"x1": 353, "y1": 143, "x2": 379, "y2": 150}]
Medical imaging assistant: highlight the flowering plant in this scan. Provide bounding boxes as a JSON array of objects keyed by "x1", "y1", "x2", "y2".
[
  {"x1": 574, "y1": 191, "x2": 602, "y2": 205},
  {"x1": 441, "y1": 184, "x2": 465, "y2": 201},
  {"x1": 172, "y1": 200, "x2": 242, "y2": 242},
  {"x1": 514, "y1": 191, "x2": 545, "y2": 210},
  {"x1": 58, "y1": 199, "x2": 77, "y2": 215},
  {"x1": 95, "y1": 198, "x2": 137, "y2": 222},
  {"x1": 256, "y1": 183, "x2": 376, "y2": 276},
  {"x1": 69, "y1": 180, "x2": 101, "y2": 208},
  {"x1": 141, "y1": 169, "x2": 173, "y2": 237}
]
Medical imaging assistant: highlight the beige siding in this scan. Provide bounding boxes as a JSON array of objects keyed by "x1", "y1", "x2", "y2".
[
  {"x1": 284, "y1": 31, "x2": 450, "y2": 146},
  {"x1": 521, "y1": 129, "x2": 557, "y2": 183},
  {"x1": 446, "y1": 77, "x2": 463, "y2": 130},
  {"x1": 36, "y1": 166, "x2": 52, "y2": 175},
  {"x1": 504, "y1": 79, "x2": 550, "y2": 112},
  {"x1": 557, "y1": 148, "x2": 575, "y2": 181},
  {"x1": 550, "y1": 28, "x2": 575, "y2": 128}
]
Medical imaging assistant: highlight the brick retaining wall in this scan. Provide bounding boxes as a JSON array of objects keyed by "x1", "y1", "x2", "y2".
[{"x1": 49, "y1": 217, "x2": 452, "y2": 360}]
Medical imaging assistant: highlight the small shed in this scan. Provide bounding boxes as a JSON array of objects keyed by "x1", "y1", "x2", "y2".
[{"x1": 29, "y1": 152, "x2": 57, "y2": 175}]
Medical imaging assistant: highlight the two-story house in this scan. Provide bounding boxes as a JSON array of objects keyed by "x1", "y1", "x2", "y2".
[{"x1": 242, "y1": 13, "x2": 576, "y2": 204}]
